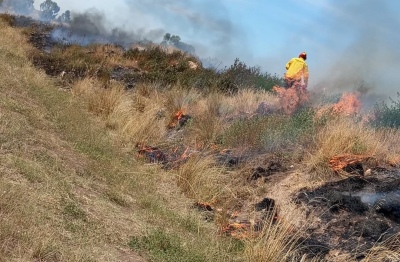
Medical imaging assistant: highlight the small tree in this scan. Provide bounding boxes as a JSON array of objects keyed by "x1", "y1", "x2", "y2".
[
  {"x1": 39, "y1": 0, "x2": 60, "y2": 21},
  {"x1": 57, "y1": 10, "x2": 71, "y2": 23},
  {"x1": 161, "y1": 33, "x2": 195, "y2": 54}
]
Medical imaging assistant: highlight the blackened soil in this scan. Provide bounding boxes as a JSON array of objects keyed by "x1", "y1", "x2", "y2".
[{"x1": 295, "y1": 168, "x2": 400, "y2": 259}]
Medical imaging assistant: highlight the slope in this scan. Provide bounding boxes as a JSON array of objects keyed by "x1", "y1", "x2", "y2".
[{"x1": 0, "y1": 18, "x2": 236, "y2": 262}]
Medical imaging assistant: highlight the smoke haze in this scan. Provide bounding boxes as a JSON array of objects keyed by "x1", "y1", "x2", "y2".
[
  {"x1": 51, "y1": 9, "x2": 165, "y2": 47},
  {"x1": 9, "y1": 0, "x2": 400, "y2": 102},
  {"x1": 307, "y1": 0, "x2": 400, "y2": 102}
]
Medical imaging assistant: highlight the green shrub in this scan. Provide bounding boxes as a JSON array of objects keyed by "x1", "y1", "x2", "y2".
[
  {"x1": 372, "y1": 93, "x2": 400, "y2": 128},
  {"x1": 124, "y1": 49, "x2": 282, "y2": 93},
  {"x1": 219, "y1": 58, "x2": 284, "y2": 93}
]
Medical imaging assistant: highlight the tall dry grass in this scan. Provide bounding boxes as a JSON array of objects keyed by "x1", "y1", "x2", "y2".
[
  {"x1": 183, "y1": 92, "x2": 225, "y2": 147},
  {"x1": 176, "y1": 155, "x2": 229, "y2": 202},
  {"x1": 242, "y1": 208, "x2": 305, "y2": 262},
  {"x1": 305, "y1": 116, "x2": 400, "y2": 177},
  {"x1": 361, "y1": 233, "x2": 400, "y2": 262},
  {"x1": 72, "y1": 77, "x2": 127, "y2": 117},
  {"x1": 72, "y1": 78, "x2": 169, "y2": 145},
  {"x1": 220, "y1": 88, "x2": 278, "y2": 117}
]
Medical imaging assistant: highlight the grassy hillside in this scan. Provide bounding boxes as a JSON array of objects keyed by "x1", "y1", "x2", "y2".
[
  {"x1": 0, "y1": 18, "x2": 244, "y2": 262},
  {"x1": 1, "y1": 14, "x2": 400, "y2": 262}
]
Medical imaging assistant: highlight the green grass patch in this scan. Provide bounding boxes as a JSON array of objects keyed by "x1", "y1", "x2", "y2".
[
  {"x1": 129, "y1": 229, "x2": 207, "y2": 262},
  {"x1": 13, "y1": 157, "x2": 46, "y2": 183},
  {"x1": 221, "y1": 108, "x2": 316, "y2": 152},
  {"x1": 62, "y1": 199, "x2": 87, "y2": 221}
]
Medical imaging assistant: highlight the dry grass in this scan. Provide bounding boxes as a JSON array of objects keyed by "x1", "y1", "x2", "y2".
[
  {"x1": 220, "y1": 88, "x2": 278, "y2": 116},
  {"x1": 242, "y1": 207, "x2": 304, "y2": 262},
  {"x1": 72, "y1": 78, "x2": 169, "y2": 146},
  {"x1": 91, "y1": 44, "x2": 139, "y2": 68},
  {"x1": 305, "y1": 116, "x2": 400, "y2": 177},
  {"x1": 4, "y1": 14, "x2": 400, "y2": 262},
  {"x1": 163, "y1": 85, "x2": 202, "y2": 114},
  {"x1": 0, "y1": 19, "x2": 240, "y2": 261},
  {"x1": 72, "y1": 78, "x2": 127, "y2": 117},
  {"x1": 374, "y1": 128, "x2": 400, "y2": 166},
  {"x1": 361, "y1": 233, "x2": 400, "y2": 262},
  {"x1": 183, "y1": 92, "x2": 225, "y2": 148},
  {"x1": 176, "y1": 155, "x2": 229, "y2": 202}
]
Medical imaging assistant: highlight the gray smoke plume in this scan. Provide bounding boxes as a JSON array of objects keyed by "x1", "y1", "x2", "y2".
[
  {"x1": 311, "y1": 0, "x2": 400, "y2": 104},
  {"x1": 122, "y1": 0, "x2": 247, "y2": 62},
  {"x1": 50, "y1": 0, "x2": 248, "y2": 65},
  {"x1": 51, "y1": 9, "x2": 164, "y2": 47}
]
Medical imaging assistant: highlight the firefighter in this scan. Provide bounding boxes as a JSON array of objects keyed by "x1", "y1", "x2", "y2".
[{"x1": 285, "y1": 52, "x2": 309, "y2": 92}]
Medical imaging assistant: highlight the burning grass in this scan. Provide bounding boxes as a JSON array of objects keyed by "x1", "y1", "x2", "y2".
[
  {"x1": 4, "y1": 14, "x2": 400, "y2": 261},
  {"x1": 305, "y1": 116, "x2": 400, "y2": 178},
  {"x1": 332, "y1": 92, "x2": 361, "y2": 116}
]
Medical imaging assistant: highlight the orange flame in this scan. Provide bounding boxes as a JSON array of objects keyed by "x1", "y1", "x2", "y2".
[
  {"x1": 136, "y1": 143, "x2": 167, "y2": 163},
  {"x1": 328, "y1": 154, "x2": 369, "y2": 172},
  {"x1": 175, "y1": 110, "x2": 184, "y2": 120},
  {"x1": 332, "y1": 92, "x2": 361, "y2": 116},
  {"x1": 168, "y1": 110, "x2": 185, "y2": 128},
  {"x1": 273, "y1": 85, "x2": 308, "y2": 114},
  {"x1": 220, "y1": 222, "x2": 252, "y2": 239}
]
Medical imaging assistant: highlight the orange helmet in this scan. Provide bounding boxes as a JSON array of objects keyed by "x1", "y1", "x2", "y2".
[{"x1": 299, "y1": 52, "x2": 307, "y2": 60}]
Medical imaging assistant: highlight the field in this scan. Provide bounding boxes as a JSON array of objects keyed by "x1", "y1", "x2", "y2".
[{"x1": 1, "y1": 14, "x2": 400, "y2": 261}]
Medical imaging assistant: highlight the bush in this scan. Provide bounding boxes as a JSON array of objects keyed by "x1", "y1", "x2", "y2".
[
  {"x1": 0, "y1": 13, "x2": 16, "y2": 25},
  {"x1": 123, "y1": 49, "x2": 282, "y2": 93},
  {"x1": 372, "y1": 93, "x2": 400, "y2": 128},
  {"x1": 219, "y1": 58, "x2": 284, "y2": 93}
]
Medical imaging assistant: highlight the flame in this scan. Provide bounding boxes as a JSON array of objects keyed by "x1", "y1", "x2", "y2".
[
  {"x1": 273, "y1": 85, "x2": 308, "y2": 114},
  {"x1": 328, "y1": 154, "x2": 369, "y2": 172},
  {"x1": 220, "y1": 222, "x2": 252, "y2": 239},
  {"x1": 168, "y1": 109, "x2": 185, "y2": 128},
  {"x1": 181, "y1": 147, "x2": 191, "y2": 159},
  {"x1": 332, "y1": 92, "x2": 361, "y2": 116},
  {"x1": 175, "y1": 110, "x2": 184, "y2": 120},
  {"x1": 194, "y1": 202, "x2": 214, "y2": 211},
  {"x1": 136, "y1": 143, "x2": 167, "y2": 163}
]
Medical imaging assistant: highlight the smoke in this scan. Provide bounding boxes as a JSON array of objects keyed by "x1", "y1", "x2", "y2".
[
  {"x1": 122, "y1": 0, "x2": 248, "y2": 63},
  {"x1": 309, "y1": 0, "x2": 400, "y2": 104},
  {"x1": 4, "y1": 0, "x2": 400, "y2": 104},
  {"x1": 47, "y1": 0, "x2": 249, "y2": 65},
  {"x1": 51, "y1": 9, "x2": 164, "y2": 47}
]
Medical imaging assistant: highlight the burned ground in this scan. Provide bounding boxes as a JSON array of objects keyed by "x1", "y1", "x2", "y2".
[{"x1": 295, "y1": 168, "x2": 400, "y2": 258}]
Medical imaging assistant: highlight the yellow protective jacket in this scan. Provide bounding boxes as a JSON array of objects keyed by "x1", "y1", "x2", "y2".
[{"x1": 285, "y1": 57, "x2": 309, "y2": 81}]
